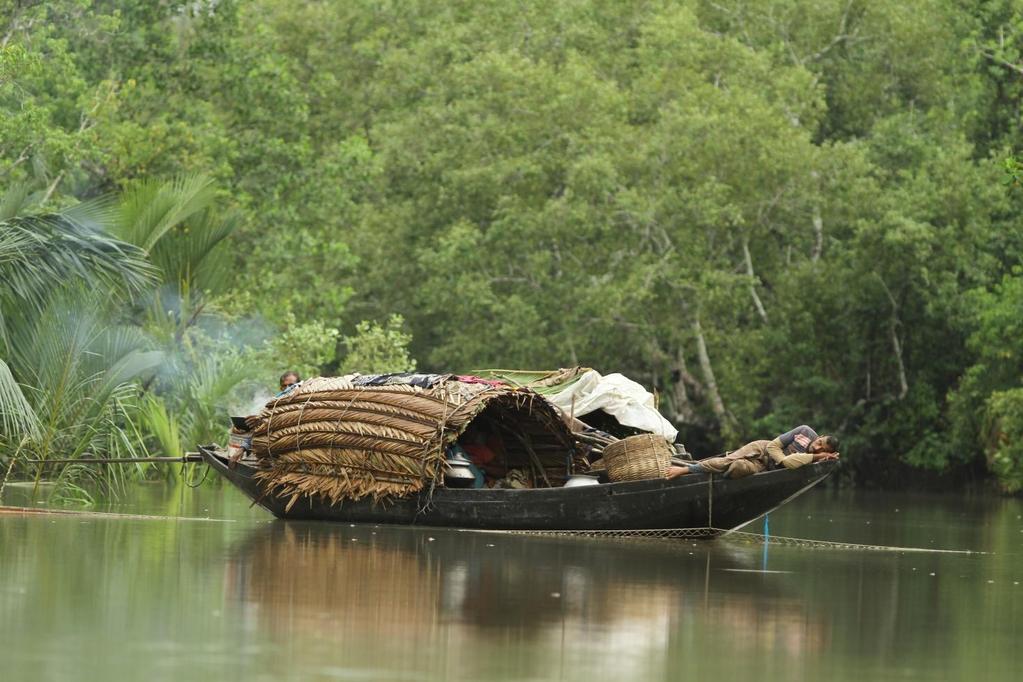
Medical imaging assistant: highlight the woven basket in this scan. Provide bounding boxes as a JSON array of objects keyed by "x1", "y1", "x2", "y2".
[{"x1": 602, "y1": 434, "x2": 672, "y2": 482}]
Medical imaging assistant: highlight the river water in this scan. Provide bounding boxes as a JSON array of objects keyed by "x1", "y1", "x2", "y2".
[{"x1": 1, "y1": 482, "x2": 1021, "y2": 681}]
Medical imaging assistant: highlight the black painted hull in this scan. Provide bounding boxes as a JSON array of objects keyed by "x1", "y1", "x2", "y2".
[{"x1": 200, "y1": 446, "x2": 835, "y2": 533}]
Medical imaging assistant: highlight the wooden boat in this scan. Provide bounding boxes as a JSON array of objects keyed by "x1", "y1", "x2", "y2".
[{"x1": 199, "y1": 445, "x2": 836, "y2": 535}]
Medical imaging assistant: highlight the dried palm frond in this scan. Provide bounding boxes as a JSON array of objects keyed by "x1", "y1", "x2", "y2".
[
  {"x1": 254, "y1": 446, "x2": 446, "y2": 511},
  {"x1": 248, "y1": 379, "x2": 577, "y2": 507},
  {"x1": 252, "y1": 404, "x2": 442, "y2": 436}
]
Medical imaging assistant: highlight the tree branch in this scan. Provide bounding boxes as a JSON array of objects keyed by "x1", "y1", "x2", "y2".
[
  {"x1": 807, "y1": 0, "x2": 859, "y2": 63},
  {"x1": 978, "y1": 47, "x2": 1023, "y2": 77},
  {"x1": 39, "y1": 81, "x2": 114, "y2": 205},
  {"x1": 39, "y1": 170, "x2": 64, "y2": 205},
  {"x1": 1, "y1": 146, "x2": 31, "y2": 177}
]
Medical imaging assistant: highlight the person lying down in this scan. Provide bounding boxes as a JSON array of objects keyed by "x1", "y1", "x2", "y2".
[{"x1": 667, "y1": 426, "x2": 839, "y2": 480}]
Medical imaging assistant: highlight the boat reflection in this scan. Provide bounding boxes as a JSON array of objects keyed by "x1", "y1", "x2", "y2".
[{"x1": 223, "y1": 523, "x2": 829, "y2": 677}]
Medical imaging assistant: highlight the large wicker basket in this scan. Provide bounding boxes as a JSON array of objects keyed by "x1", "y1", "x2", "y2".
[{"x1": 602, "y1": 433, "x2": 672, "y2": 482}]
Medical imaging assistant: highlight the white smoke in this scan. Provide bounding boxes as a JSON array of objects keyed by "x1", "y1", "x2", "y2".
[{"x1": 227, "y1": 387, "x2": 273, "y2": 418}]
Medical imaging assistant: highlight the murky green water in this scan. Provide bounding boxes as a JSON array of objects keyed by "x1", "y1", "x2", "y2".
[{"x1": 2, "y1": 482, "x2": 1021, "y2": 681}]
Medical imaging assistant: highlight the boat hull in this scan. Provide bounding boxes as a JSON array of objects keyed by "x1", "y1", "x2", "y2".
[{"x1": 199, "y1": 446, "x2": 835, "y2": 533}]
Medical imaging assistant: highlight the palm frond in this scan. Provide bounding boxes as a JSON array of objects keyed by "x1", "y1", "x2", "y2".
[
  {"x1": 149, "y1": 207, "x2": 240, "y2": 296},
  {"x1": 137, "y1": 395, "x2": 182, "y2": 460},
  {"x1": 61, "y1": 194, "x2": 120, "y2": 233},
  {"x1": 0, "y1": 213, "x2": 156, "y2": 314},
  {"x1": 116, "y1": 175, "x2": 216, "y2": 252},
  {"x1": 8, "y1": 292, "x2": 159, "y2": 461},
  {"x1": 94, "y1": 350, "x2": 164, "y2": 398},
  {"x1": 89, "y1": 325, "x2": 154, "y2": 373},
  {"x1": 0, "y1": 183, "x2": 36, "y2": 221},
  {"x1": 0, "y1": 358, "x2": 39, "y2": 441},
  {"x1": 180, "y1": 353, "x2": 253, "y2": 445}
]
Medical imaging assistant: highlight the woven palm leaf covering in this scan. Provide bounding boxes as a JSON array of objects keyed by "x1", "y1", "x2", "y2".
[{"x1": 248, "y1": 376, "x2": 579, "y2": 510}]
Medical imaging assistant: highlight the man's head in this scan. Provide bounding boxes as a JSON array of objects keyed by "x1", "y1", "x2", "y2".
[
  {"x1": 807, "y1": 435, "x2": 839, "y2": 454},
  {"x1": 279, "y1": 371, "x2": 301, "y2": 391}
]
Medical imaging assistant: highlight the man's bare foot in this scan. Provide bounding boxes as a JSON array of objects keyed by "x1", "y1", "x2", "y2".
[{"x1": 666, "y1": 465, "x2": 690, "y2": 480}]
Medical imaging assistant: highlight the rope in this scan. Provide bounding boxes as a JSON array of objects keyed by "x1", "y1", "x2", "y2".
[
  {"x1": 415, "y1": 383, "x2": 457, "y2": 518},
  {"x1": 183, "y1": 462, "x2": 212, "y2": 488},
  {"x1": 324, "y1": 387, "x2": 367, "y2": 456},
  {"x1": 293, "y1": 393, "x2": 315, "y2": 453}
]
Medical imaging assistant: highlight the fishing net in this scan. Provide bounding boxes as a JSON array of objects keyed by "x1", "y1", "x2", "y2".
[{"x1": 499, "y1": 527, "x2": 981, "y2": 554}]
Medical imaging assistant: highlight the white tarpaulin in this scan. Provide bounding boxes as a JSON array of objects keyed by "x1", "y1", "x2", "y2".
[{"x1": 546, "y1": 369, "x2": 678, "y2": 442}]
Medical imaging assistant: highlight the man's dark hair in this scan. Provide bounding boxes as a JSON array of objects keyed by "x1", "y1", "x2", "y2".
[
  {"x1": 279, "y1": 370, "x2": 301, "y2": 387},
  {"x1": 821, "y1": 435, "x2": 840, "y2": 452}
]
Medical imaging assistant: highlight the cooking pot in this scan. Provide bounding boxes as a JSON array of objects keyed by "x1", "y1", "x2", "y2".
[
  {"x1": 563, "y1": 474, "x2": 600, "y2": 488},
  {"x1": 444, "y1": 450, "x2": 477, "y2": 488}
]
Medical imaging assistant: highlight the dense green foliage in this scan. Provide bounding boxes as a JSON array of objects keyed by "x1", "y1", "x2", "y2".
[{"x1": 3, "y1": 0, "x2": 1023, "y2": 491}]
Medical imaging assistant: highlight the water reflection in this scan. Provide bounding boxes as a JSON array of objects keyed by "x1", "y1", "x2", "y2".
[
  {"x1": 4, "y1": 488, "x2": 1022, "y2": 680},
  {"x1": 224, "y1": 523, "x2": 830, "y2": 676}
]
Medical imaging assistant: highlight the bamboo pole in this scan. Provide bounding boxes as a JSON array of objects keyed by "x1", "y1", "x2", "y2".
[
  {"x1": 24, "y1": 454, "x2": 204, "y2": 465},
  {"x1": 0, "y1": 505, "x2": 233, "y2": 522}
]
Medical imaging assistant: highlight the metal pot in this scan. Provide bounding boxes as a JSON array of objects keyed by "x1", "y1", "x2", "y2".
[
  {"x1": 444, "y1": 450, "x2": 478, "y2": 488},
  {"x1": 563, "y1": 474, "x2": 600, "y2": 488}
]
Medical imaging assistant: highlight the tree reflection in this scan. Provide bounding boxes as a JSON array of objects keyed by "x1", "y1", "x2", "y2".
[{"x1": 223, "y1": 523, "x2": 831, "y2": 677}]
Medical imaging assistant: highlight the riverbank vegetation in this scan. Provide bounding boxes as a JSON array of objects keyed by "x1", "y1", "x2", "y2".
[{"x1": 2, "y1": 0, "x2": 1023, "y2": 494}]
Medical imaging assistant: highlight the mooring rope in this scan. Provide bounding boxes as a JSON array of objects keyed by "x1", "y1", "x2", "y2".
[{"x1": 183, "y1": 460, "x2": 212, "y2": 488}]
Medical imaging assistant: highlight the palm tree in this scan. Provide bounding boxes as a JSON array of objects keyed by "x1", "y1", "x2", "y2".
[
  {"x1": 111, "y1": 175, "x2": 252, "y2": 456},
  {"x1": 0, "y1": 176, "x2": 252, "y2": 498},
  {"x1": 0, "y1": 210, "x2": 154, "y2": 346},
  {"x1": 0, "y1": 208, "x2": 155, "y2": 449},
  {"x1": 10, "y1": 290, "x2": 163, "y2": 488},
  {"x1": 113, "y1": 175, "x2": 238, "y2": 301}
]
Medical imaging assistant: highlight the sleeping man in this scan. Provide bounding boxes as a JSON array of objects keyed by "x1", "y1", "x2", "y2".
[{"x1": 665, "y1": 425, "x2": 839, "y2": 480}]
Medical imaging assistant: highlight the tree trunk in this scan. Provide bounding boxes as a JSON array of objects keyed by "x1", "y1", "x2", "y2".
[
  {"x1": 742, "y1": 237, "x2": 769, "y2": 323},
  {"x1": 811, "y1": 205, "x2": 823, "y2": 261},
  {"x1": 692, "y1": 317, "x2": 734, "y2": 433},
  {"x1": 879, "y1": 278, "x2": 908, "y2": 400},
  {"x1": 888, "y1": 317, "x2": 908, "y2": 399},
  {"x1": 670, "y1": 345, "x2": 697, "y2": 424}
]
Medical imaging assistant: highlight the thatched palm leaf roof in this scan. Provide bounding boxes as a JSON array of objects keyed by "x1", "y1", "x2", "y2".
[{"x1": 248, "y1": 376, "x2": 577, "y2": 507}]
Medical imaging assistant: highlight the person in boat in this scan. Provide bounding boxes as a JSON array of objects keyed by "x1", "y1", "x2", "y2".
[
  {"x1": 665, "y1": 428, "x2": 839, "y2": 480},
  {"x1": 277, "y1": 370, "x2": 302, "y2": 397},
  {"x1": 777, "y1": 424, "x2": 838, "y2": 457}
]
